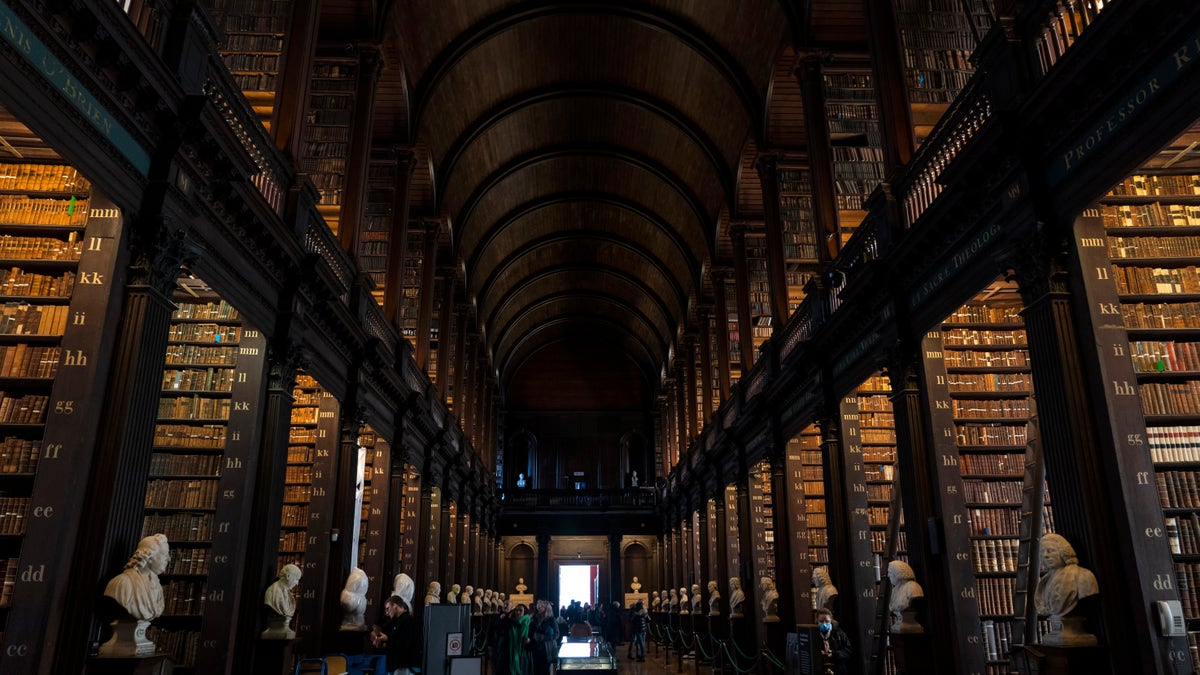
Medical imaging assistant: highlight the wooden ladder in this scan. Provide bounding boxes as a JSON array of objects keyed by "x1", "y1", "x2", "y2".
[
  {"x1": 1009, "y1": 412, "x2": 1047, "y2": 660},
  {"x1": 868, "y1": 475, "x2": 905, "y2": 675}
]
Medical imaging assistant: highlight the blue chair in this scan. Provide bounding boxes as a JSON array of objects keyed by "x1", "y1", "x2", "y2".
[
  {"x1": 346, "y1": 653, "x2": 388, "y2": 675},
  {"x1": 293, "y1": 658, "x2": 327, "y2": 675}
]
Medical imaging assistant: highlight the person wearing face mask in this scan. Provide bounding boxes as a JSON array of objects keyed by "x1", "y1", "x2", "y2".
[{"x1": 815, "y1": 608, "x2": 851, "y2": 675}]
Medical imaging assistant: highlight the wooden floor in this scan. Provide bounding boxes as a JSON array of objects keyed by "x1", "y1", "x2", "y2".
[{"x1": 608, "y1": 643, "x2": 709, "y2": 674}]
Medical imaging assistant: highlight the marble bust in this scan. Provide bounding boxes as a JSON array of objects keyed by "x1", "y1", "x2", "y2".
[
  {"x1": 1034, "y1": 533, "x2": 1100, "y2": 646},
  {"x1": 426, "y1": 581, "x2": 441, "y2": 606},
  {"x1": 707, "y1": 580, "x2": 721, "y2": 616},
  {"x1": 678, "y1": 587, "x2": 689, "y2": 615},
  {"x1": 759, "y1": 577, "x2": 779, "y2": 623},
  {"x1": 813, "y1": 567, "x2": 839, "y2": 611},
  {"x1": 630, "y1": 576, "x2": 641, "y2": 593},
  {"x1": 447, "y1": 583, "x2": 461, "y2": 604},
  {"x1": 262, "y1": 564, "x2": 302, "y2": 639},
  {"x1": 690, "y1": 583, "x2": 702, "y2": 613},
  {"x1": 461, "y1": 585, "x2": 473, "y2": 605},
  {"x1": 668, "y1": 588, "x2": 679, "y2": 612},
  {"x1": 651, "y1": 590, "x2": 661, "y2": 611},
  {"x1": 516, "y1": 577, "x2": 528, "y2": 594},
  {"x1": 100, "y1": 534, "x2": 171, "y2": 656},
  {"x1": 473, "y1": 587, "x2": 484, "y2": 615},
  {"x1": 393, "y1": 573, "x2": 415, "y2": 609},
  {"x1": 483, "y1": 589, "x2": 495, "y2": 613},
  {"x1": 104, "y1": 534, "x2": 170, "y2": 622},
  {"x1": 888, "y1": 561, "x2": 924, "y2": 633},
  {"x1": 728, "y1": 578, "x2": 745, "y2": 618},
  {"x1": 339, "y1": 568, "x2": 369, "y2": 630},
  {"x1": 630, "y1": 470, "x2": 639, "y2": 487}
]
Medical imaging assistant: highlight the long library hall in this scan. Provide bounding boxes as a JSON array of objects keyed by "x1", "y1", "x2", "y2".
[{"x1": 0, "y1": 1, "x2": 1198, "y2": 674}]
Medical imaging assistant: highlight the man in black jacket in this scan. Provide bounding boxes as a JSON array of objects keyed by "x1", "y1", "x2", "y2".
[
  {"x1": 371, "y1": 595, "x2": 421, "y2": 675},
  {"x1": 816, "y1": 608, "x2": 852, "y2": 675}
]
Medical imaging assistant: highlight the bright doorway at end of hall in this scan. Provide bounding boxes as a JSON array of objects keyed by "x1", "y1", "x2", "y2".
[{"x1": 559, "y1": 564, "x2": 598, "y2": 610}]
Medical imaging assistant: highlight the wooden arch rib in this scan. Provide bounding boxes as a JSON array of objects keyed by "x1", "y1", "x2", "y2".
[
  {"x1": 453, "y1": 143, "x2": 711, "y2": 259},
  {"x1": 494, "y1": 294, "x2": 668, "y2": 374},
  {"x1": 436, "y1": 83, "x2": 735, "y2": 207},
  {"x1": 408, "y1": 2, "x2": 764, "y2": 143},
  {"x1": 484, "y1": 264, "x2": 679, "y2": 355},
  {"x1": 465, "y1": 190, "x2": 700, "y2": 284}
]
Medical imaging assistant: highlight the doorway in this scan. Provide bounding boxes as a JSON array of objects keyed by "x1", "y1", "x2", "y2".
[{"x1": 558, "y1": 564, "x2": 598, "y2": 610}]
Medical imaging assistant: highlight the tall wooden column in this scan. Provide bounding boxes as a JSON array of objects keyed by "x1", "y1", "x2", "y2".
[
  {"x1": 436, "y1": 274, "x2": 456, "y2": 399},
  {"x1": 863, "y1": 0, "x2": 915, "y2": 171},
  {"x1": 755, "y1": 153, "x2": 794, "y2": 323},
  {"x1": 729, "y1": 225, "x2": 756, "y2": 371},
  {"x1": 711, "y1": 271, "x2": 733, "y2": 396},
  {"x1": 383, "y1": 147, "x2": 416, "y2": 324},
  {"x1": 271, "y1": 0, "x2": 320, "y2": 162},
  {"x1": 536, "y1": 533, "x2": 551, "y2": 600},
  {"x1": 413, "y1": 222, "x2": 439, "y2": 368},
  {"x1": 697, "y1": 307, "x2": 714, "y2": 426},
  {"x1": 325, "y1": 407, "x2": 365, "y2": 644},
  {"x1": 828, "y1": 403, "x2": 875, "y2": 674},
  {"x1": 338, "y1": 45, "x2": 383, "y2": 255},
  {"x1": 795, "y1": 54, "x2": 841, "y2": 264},
  {"x1": 683, "y1": 336, "x2": 698, "y2": 441},
  {"x1": 57, "y1": 220, "x2": 196, "y2": 675},
  {"x1": 608, "y1": 533, "x2": 623, "y2": 605},
  {"x1": 675, "y1": 361, "x2": 688, "y2": 453},
  {"x1": 774, "y1": 432, "x2": 810, "y2": 630}
]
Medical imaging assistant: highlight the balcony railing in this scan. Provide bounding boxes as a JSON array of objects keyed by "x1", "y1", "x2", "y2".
[
  {"x1": 1024, "y1": 0, "x2": 1113, "y2": 75},
  {"x1": 501, "y1": 489, "x2": 658, "y2": 511}
]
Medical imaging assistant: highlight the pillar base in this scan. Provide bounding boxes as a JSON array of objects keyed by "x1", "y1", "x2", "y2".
[
  {"x1": 1013, "y1": 644, "x2": 1107, "y2": 675},
  {"x1": 891, "y1": 632, "x2": 932, "y2": 675}
]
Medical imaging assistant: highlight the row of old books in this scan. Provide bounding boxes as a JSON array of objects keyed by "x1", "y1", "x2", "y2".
[
  {"x1": 1140, "y1": 381, "x2": 1200, "y2": 416},
  {"x1": 141, "y1": 512, "x2": 213, "y2": 542},
  {"x1": 1167, "y1": 514, "x2": 1200, "y2": 555},
  {"x1": 164, "y1": 344, "x2": 237, "y2": 366},
  {"x1": 0, "y1": 393, "x2": 47, "y2": 424},
  {"x1": 161, "y1": 581, "x2": 205, "y2": 616},
  {"x1": 156, "y1": 396, "x2": 231, "y2": 421},
  {"x1": 0, "y1": 558, "x2": 16, "y2": 607},
  {"x1": 0, "y1": 195, "x2": 90, "y2": 226},
  {"x1": 153, "y1": 423, "x2": 227, "y2": 449},
  {"x1": 0, "y1": 498, "x2": 28, "y2": 534},
  {"x1": 287, "y1": 446, "x2": 314, "y2": 463},
  {"x1": 959, "y1": 453, "x2": 1024, "y2": 476},
  {"x1": 144, "y1": 479, "x2": 218, "y2": 510},
  {"x1": 1156, "y1": 471, "x2": 1200, "y2": 508},
  {"x1": 1113, "y1": 266, "x2": 1200, "y2": 295},
  {"x1": 976, "y1": 577, "x2": 1015, "y2": 615},
  {"x1": 1109, "y1": 174, "x2": 1200, "y2": 197},
  {"x1": 279, "y1": 530, "x2": 307, "y2": 553},
  {"x1": 167, "y1": 323, "x2": 241, "y2": 344},
  {"x1": 0, "y1": 268, "x2": 74, "y2": 298},
  {"x1": 948, "y1": 372, "x2": 1032, "y2": 393},
  {"x1": 955, "y1": 423, "x2": 1028, "y2": 447},
  {"x1": 0, "y1": 165, "x2": 89, "y2": 193},
  {"x1": 148, "y1": 627, "x2": 199, "y2": 668},
  {"x1": 953, "y1": 399, "x2": 1032, "y2": 419},
  {"x1": 0, "y1": 233, "x2": 81, "y2": 260},
  {"x1": 968, "y1": 507, "x2": 1020, "y2": 537},
  {"x1": 1130, "y1": 341, "x2": 1200, "y2": 373},
  {"x1": 148, "y1": 452, "x2": 221, "y2": 476},
  {"x1": 944, "y1": 350, "x2": 1030, "y2": 368},
  {"x1": 285, "y1": 465, "x2": 312, "y2": 484},
  {"x1": 1149, "y1": 426, "x2": 1200, "y2": 463},
  {"x1": 281, "y1": 504, "x2": 308, "y2": 527},
  {"x1": 0, "y1": 439, "x2": 39, "y2": 474},
  {"x1": 164, "y1": 547, "x2": 210, "y2": 576},
  {"x1": 943, "y1": 328, "x2": 1027, "y2": 346},
  {"x1": 1173, "y1": 562, "x2": 1200, "y2": 618},
  {"x1": 963, "y1": 480, "x2": 1022, "y2": 504},
  {"x1": 0, "y1": 345, "x2": 59, "y2": 378},
  {"x1": 971, "y1": 538, "x2": 1019, "y2": 573},
  {"x1": 0, "y1": 303, "x2": 68, "y2": 336},
  {"x1": 172, "y1": 300, "x2": 240, "y2": 322},
  {"x1": 161, "y1": 368, "x2": 235, "y2": 393},
  {"x1": 1109, "y1": 235, "x2": 1200, "y2": 259},
  {"x1": 1102, "y1": 203, "x2": 1200, "y2": 228}
]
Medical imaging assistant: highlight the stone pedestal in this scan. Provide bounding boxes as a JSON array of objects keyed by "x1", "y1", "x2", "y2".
[
  {"x1": 728, "y1": 616, "x2": 753, "y2": 665},
  {"x1": 891, "y1": 632, "x2": 933, "y2": 675},
  {"x1": 624, "y1": 592, "x2": 648, "y2": 608},
  {"x1": 764, "y1": 620, "x2": 786, "y2": 664},
  {"x1": 98, "y1": 619, "x2": 155, "y2": 658},
  {"x1": 260, "y1": 615, "x2": 295, "y2": 640},
  {"x1": 1013, "y1": 644, "x2": 1107, "y2": 675},
  {"x1": 252, "y1": 638, "x2": 299, "y2": 675},
  {"x1": 331, "y1": 627, "x2": 369, "y2": 656},
  {"x1": 88, "y1": 654, "x2": 174, "y2": 675}
]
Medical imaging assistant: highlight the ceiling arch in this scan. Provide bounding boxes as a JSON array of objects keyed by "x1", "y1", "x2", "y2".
[{"x1": 501, "y1": 319, "x2": 659, "y2": 391}]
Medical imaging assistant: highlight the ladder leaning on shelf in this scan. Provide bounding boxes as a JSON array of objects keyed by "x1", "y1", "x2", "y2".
[
  {"x1": 1009, "y1": 413, "x2": 1048, "y2": 655},
  {"x1": 868, "y1": 474, "x2": 904, "y2": 675}
]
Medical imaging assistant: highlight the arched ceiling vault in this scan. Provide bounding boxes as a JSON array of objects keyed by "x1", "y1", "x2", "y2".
[{"x1": 379, "y1": 0, "x2": 791, "y2": 397}]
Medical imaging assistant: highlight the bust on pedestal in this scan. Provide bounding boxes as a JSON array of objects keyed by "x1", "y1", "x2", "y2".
[
  {"x1": 759, "y1": 577, "x2": 779, "y2": 623},
  {"x1": 339, "y1": 568, "x2": 369, "y2": 630},
  {"x1": 1034, "y1": 534, "x2": 1100, "y2": 647},
  {"x1": 678, "y1": 587, "x2": 690, "y2": 615},
  {"x1": 887, "y1": 561, "x2": 924, "y2": 633},
  {"x1": 393, "y1": 573, "x2": 415, "y2": 610},
  {"x1": 473, "y1": 587, "x2": 484, "y2": 615},
  {"x1": 630, "y1": 576, "x2": 641, "y2": 593},
  {"x1": 447, "y1": 583, "x2": 461, "y2": 604},
  {"x1": 651, "y1": 590, "x2": 661, "y2": 611},
  {"x1": 813, "y1": 567, "x2": 839, "y2": 612},
  {"x1": 262, "y1": 564, "x2": 302, "y2": 640},
  {"x1": 707, "y1": 580, "x2": 721, "y2": 616},
  {"x1": 461, "y1": 585, "x2": 473, "y2": 605},
  {"x1": 727, "y1": 578, "x2": 745, "y2": 618},
  {"x1": 515, "y1": 578, "x2": 528, "y2": 594},
  {"x1": 100, "y1": 534, "x2": 171, "y2": 657},
  {"x1": 425, "y1": 581, "x2": 442, "y2": 606}
]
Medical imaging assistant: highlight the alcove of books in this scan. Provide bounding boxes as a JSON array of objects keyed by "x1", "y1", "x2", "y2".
[{"x1": 822, "y1": 69, "x2": 886, "y2": 243}]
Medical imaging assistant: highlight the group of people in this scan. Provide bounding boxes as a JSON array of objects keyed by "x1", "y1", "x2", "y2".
[{"x1": 487, "y1": 599, "x2": 559, "y2": 675}]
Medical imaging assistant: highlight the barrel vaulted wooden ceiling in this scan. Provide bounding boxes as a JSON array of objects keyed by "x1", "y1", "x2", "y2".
[{"x1": 319, "y1": 0, "x2": 868, "y2": 400}]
